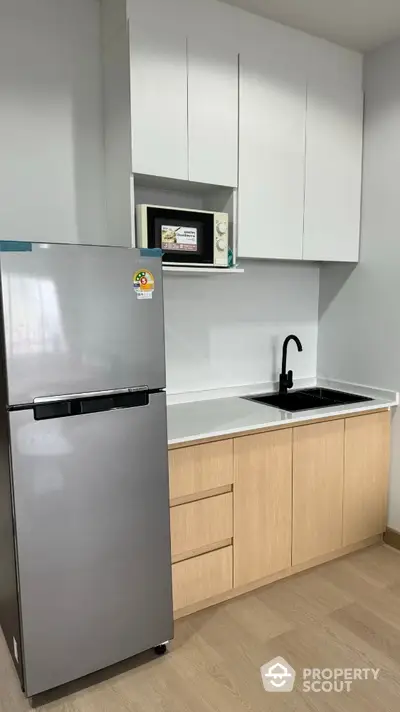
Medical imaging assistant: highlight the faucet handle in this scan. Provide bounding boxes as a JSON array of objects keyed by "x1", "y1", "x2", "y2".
[{"x1": 287, "y1": 370, "x2": 293, "y2": 389}]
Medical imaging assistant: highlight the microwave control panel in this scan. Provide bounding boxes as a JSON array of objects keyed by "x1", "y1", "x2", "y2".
[{"x1": 214, "y1": 214, "x2": 229, "y2": 266}]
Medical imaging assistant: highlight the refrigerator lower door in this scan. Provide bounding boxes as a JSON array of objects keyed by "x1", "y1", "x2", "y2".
[
  {"x1": 9, "y1": 392, "x2": 173, "y2": 697},
  {"x1": 0, "y1": 245, "x2": 166, "y2": 406}
]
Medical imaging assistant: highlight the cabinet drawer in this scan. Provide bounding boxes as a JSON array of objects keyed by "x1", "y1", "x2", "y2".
[
  {"x1": 169, "y1": 440, "x2": 233, "y2": 501},
  {"x1": 170, "y1": 493, "x2": 233, "y2": 560},
  {"x1": 172, "y1": 546, "x2": 232, "y2": 611}
]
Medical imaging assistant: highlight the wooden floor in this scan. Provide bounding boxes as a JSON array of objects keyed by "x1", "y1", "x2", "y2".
[{"x1": 2, "y1": 543, "x2": 400, "y2": 711}]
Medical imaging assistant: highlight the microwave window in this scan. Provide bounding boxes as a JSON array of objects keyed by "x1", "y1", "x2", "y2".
[
  {"x1": 155, "y1": 218, "x2": 204, "y2": 257},
  {"x1": 147, "y1": 208, "x2": 214, "y2": 264},
  {"x1": 161, "y1": 225, "x2": 197, "y2": 252}
]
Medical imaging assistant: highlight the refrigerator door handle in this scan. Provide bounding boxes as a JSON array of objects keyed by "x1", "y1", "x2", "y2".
[
  {"x1": 33, "y1": 386, "x2": 148, "y2": 405},
  {"x1": 33, "y1": 389, "x2": 153, "y2": 421}
]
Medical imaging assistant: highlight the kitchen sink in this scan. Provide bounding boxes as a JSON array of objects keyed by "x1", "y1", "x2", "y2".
[{"x1": 244, "y1": 387, "x2": 372, "y2": 413}]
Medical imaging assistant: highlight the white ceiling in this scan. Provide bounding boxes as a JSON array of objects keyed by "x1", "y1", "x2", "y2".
[{"x1": 218, "y1": 0, "x2": 400, "y2": 52}]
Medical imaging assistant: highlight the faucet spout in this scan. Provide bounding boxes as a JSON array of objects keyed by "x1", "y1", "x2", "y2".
[{"x1": 279, "y1": 335, "x2": 303, "y2": 395}]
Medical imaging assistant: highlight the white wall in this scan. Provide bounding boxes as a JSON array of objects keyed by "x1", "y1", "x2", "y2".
[
  {"x1": 164, "y1": 260, "x2": 320, "y2": 395},
  {"x1": 317, "y1": 39, "x2": 400, "y2": 529},
  {"x1": 101, "y1": 0, "x2": 134, "y2": 248},
  {"x1": 0, "y1": 0, "x2": 106, "y2": 245}
]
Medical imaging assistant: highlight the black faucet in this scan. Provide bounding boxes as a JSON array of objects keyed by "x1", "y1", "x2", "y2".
[{"x1": 279, "y1": 334, "x2": 303, "y2": 395}]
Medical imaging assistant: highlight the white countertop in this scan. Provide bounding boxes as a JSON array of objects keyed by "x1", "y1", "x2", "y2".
[{"x1": 167, "y1": 382, "x2": 398, "y2": 446}]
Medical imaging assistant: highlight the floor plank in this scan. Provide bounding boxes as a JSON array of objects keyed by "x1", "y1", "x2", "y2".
[{"x1": 1, "y1": 543, "x2": 400, "y2": 711}]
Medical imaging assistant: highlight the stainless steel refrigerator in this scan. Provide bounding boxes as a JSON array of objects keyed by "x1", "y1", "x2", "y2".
[{"x1": 0, "y1": 244, "x2": 173, "y2": 697}]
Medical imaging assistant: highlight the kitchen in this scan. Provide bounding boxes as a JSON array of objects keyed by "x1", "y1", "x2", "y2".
[{"x1": 1, "y1": 0, "x2": 400, "y2": 710}]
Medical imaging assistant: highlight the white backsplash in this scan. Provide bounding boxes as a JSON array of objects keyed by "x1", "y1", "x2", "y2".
[{"x1": 163, "y1": 260, "x2": 320, "y2": 397}]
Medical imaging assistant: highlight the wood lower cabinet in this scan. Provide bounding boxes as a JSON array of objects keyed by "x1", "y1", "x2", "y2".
[
  {"x1": 170, "y1": 493, "x2": 233, "y2": 562},
  {"x1": 172, "y1": 547, "x2": 232, "y2": 611},
  {"x1": 234, "y1": 428, "x2": 292, "y2": 587},
  {"x1": 343, "y1": 411, "x2": 390, "y2": 546},
  {"x1": 292, "y1": 419, "x2": 344, "y2": 566},
  {"x1": 169, "y1": 409, "x2": 391, "y2": 618},
  {"x1": 169, "y1": 440, "x2": 233, "y2": 502}
]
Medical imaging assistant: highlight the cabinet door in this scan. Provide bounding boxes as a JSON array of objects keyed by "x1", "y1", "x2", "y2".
[
  {"x1": 293, "y1": 420, "x2": 344, "y2": 566},
  {"x1": 303, "y1": 80, "x2": 363, "y2": 261},
  {"x1": 238, "y1": 49, "x2": 306, "y2": 259},
  {"x1": 188, "y1": 36, "x2": 238, "y2": 187},
  {"x1": 130, "y1": 22, "x2": 188, "y2": 180},
  {"x1": 234, "y1": 429, "x2": 292, "y2": 588},
  {"x1": 343, "y1": 412, "x2": 390, "y2": 546}
]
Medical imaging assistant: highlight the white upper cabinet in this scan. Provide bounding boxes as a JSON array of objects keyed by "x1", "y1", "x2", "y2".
[
  {"x1": 238, "y1": 36, "x2": 363, "y2": 263},
  {"x1": 129, "y1": 22, "x2": 239, "y2": 187},
  {"x1": 238, "y1": 47, "x2": 306, "y2": 260},
  {"x1": 188, "y1": 36, "x2": 238, "y2": 187},
  {"x1": 129, "y1": 21, "x2": 188, "y2": 180},
  {"x1": 303, "y1": 78, "x2": 363, "y2": 262},
  {"x1": 115, "y1": 0, "x2": 364, "y2": 261}
]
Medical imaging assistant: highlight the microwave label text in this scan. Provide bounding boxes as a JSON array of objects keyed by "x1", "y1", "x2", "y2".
[
  {"x1": 133, "y1": 270, "x2": 155, "y2": 300},
  {"x1": 161, "y1": 225, "x2": 197, "y2": 252}
]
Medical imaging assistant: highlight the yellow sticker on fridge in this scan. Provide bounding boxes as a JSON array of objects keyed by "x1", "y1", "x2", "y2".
[{"x1": 133, "y1": 270, "x2": 155, "y2": 300}]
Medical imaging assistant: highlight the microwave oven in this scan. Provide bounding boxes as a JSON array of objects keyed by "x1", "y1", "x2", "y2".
[{"x1": 136, "y1": 205, "x2": 229, "y2": 267}]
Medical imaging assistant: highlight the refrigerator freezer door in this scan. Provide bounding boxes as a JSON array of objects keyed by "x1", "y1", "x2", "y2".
[
  {"x1": 0, "y1": 246, "x2": 165, "y2": 405},
  {"x1": 9, "y1": 392, "x2": 173, "y2": 697}
]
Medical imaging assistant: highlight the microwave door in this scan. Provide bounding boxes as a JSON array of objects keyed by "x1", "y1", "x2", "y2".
[{"x1": 144, "y1": 206, "x2": 215, "y2": 265}]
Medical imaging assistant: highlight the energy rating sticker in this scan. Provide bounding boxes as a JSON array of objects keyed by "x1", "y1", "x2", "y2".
[{"x1": 133, "y1": 270, "x2": 155, "y2": 300}]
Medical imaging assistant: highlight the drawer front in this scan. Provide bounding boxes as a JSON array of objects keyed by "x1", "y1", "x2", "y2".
[
  {"x1": 172, "y1": 546, "x2": 232, "y2": 611},
  {"x1": 170, "y1": 493, "x2": 233, "y2": 559},
  {"x1": 169, "y1": 440, "x2": 233, "y2": 501}
]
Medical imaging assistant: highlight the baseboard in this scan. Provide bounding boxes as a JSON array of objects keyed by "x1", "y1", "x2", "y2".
[{"x1": 384, "y1": 527, "x2": 400, "y2": 550}]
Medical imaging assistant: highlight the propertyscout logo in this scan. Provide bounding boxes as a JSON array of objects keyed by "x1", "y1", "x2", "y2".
[
  {"x1": 261, "y1": 657, "x2": 380, "y2": 693},
  {"x1": 261, "y1": 657, "x2": 296, "y2": 692}
]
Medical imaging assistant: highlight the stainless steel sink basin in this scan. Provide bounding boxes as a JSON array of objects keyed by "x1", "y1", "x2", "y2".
[{"x1": 244, "y1": 387, "x2": 372, "y2": 413}]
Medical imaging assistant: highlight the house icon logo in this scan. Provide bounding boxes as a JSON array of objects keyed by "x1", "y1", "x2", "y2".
[{"x1": 261, "y1": 656, "x2": 296, "y2": 692}]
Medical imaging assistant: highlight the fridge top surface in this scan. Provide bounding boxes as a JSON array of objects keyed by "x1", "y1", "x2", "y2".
[{"x1": 0, "y1": 245, "x2": 166, "y2": 405}]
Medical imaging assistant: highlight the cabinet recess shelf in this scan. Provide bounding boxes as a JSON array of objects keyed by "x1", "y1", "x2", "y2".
[{"x1": 162, "y1": 266, "x2": 244, "y2": 275}]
